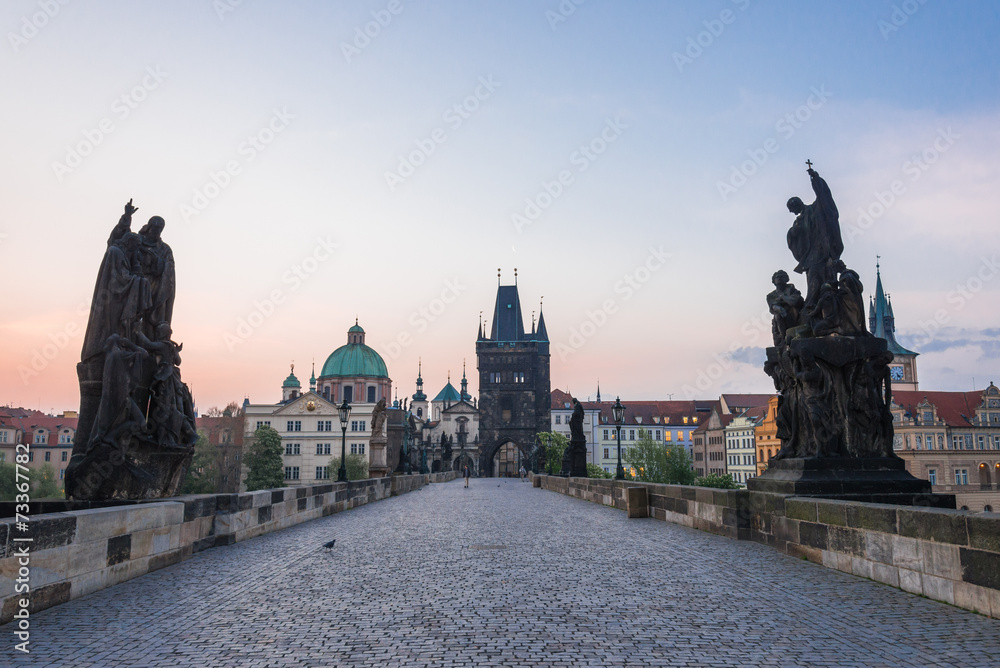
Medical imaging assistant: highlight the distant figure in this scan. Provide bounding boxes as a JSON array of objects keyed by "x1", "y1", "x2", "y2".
[
  {"x1": 463, "y1": 464, "x2": 470, "y2": 488},
  {"x1": 519, "y1": 465, "x2": 527, "y2": 482}
]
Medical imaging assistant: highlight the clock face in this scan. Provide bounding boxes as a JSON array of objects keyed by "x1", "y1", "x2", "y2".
[{"x1": 890, "y1": 366, "x2": 904, "y2": 381}]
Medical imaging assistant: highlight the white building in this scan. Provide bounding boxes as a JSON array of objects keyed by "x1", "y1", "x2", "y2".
[{"x1": 725, "y1": 407, "x2": 766, "y2": 485}]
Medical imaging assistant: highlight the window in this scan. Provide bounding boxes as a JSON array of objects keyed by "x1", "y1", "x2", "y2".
[
  {"x1": 367, "y1": 386, "x2": 376, "y2": 403},
  {"x1": 59, "y1": 431, "x2": 73, "y2": 444},
  {"x1": 343, "y1": 386, "x2": 353, "y2": 403},
  {"x1": 978, "y1": 436, "x2": 986, "y2": 450},
  {"x1": 35, "y1": 431, "x2": 47, "y2": 444},
  {"x1": 61, "y1": 451, "x2": 68, "y2": 461},
  {"x1": 316, "y1": 443, "x2": 331, "y2": 455},
  {"x1": 358, "y1": 443, "x2": 365, "y2": 454},
  {"x1": 951, "y1": 435, "x2": 963, "y2": 449},
  {"x1": 629, "y1": 429, "x2": 635, "y2": 441},
  {"x1": 44, "y1": 451, "x2": 50, "y2": 461},
  {"x1": 922, "y1": 410, "x2": 934, "y2": 423},
  {"x1": 284, "y1": 466, "x2": 300, "y2": 480},
  {"x1": 256, "y1": 421, "x2": 271, "y2": 430},
  {"x1": 59, "y1": 468, "x2": 65, "y2": 479},
  {"x1": 351, "y1": 443, "x2": 357, "y2": 455},
  {"x1": 0, "y1": 431, "x2": 7, "y2": 443},
  {"x1": 655, "y1": 430, "x2": 661, "y2": 440},
  {"x1": 954, "y1": 469, "x2": 969, "y2": 486},
  {"x1": 603, "y1": 429, "x2": 609, "y2": 440},
  {"x1": 555, "y1": 415, "x2": 561, "y2": 424},
  {"x1": 316, "y1": 466, "x2": 329, "y2": 480},
  {"x1": 287, "y1": 420, "x2": 301, "y2": 432},
  {"x1": 994, "y1": 435, "x2": 1000, "y2": 449},
  {"x1": 28, "y1": 452, "x2": 34, "y2": 462},
  {"x1": 664, "y1": 431, "x2": 671, "y2": 442},
  {"x1": 677, "y1": 431, "x2": 683, "y2": 442},
  {"x1": 603, "y1": 448, "x2": 609, "y2": 459},
  {"x1": 318, "y1": 420, "x2": 332, "y2": 432},
  {"x1": 285, "y1": 443, "x2": 300, "y2": 455}
]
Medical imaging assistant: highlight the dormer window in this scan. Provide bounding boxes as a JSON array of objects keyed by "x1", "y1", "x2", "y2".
[
  {"x1": 652, "y1": 416, "x2": 660, "y2": 424},
  {"x1": 635, "y1": 417, "x2": 642, "y2": 424}
]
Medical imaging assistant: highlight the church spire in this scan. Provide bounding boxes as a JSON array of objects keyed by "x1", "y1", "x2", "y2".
[
  {"x1": 412, "y1": 358, "x2": 427, "y2": 402},
  {"x1": 460, "y1": 359, "x2": 471, "y2": 401}
]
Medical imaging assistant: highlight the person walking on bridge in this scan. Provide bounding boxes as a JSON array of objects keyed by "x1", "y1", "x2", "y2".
[{"x1": 463, "y1": 465, "x2": 470, "y2": 488}]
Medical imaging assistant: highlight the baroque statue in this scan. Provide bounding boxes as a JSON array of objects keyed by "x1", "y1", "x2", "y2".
[{"x1": 65, "y1": 201, "x2": 197, "y2": 500}]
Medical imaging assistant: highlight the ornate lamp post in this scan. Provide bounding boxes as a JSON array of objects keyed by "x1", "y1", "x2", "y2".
[
  {"x1": 613, "y1": 397, "x2": 626, "y2": 480},
  {"x1": 337, "y1": 399, "x2": 351, "y2": 482}
]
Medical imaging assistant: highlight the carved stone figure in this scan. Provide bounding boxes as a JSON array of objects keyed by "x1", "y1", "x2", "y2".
[
  {"x1": 752, "y1": 165, "x2": 940, "y2": 504},
  {"x1": 65, "y1": 201, "x2": 196, "y2": 500},
  {"x1": 766, "y1": 270, "x2": 804, "y2": 346},
  {"x1": 786, "y1": 166, "x2": 844, "y2": 311},
  {"x1": 569, "y1": 398, "x2": 585, "y2": 442}
]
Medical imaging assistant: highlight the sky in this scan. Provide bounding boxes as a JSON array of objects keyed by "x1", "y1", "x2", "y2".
[{"x1": 1, "y1": 0, "x2": 999, "y2": 414}]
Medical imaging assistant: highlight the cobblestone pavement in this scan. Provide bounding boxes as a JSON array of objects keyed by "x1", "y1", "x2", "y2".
[{"x1": 12, "y1": 480, "x2": 1000, "y2": 667}]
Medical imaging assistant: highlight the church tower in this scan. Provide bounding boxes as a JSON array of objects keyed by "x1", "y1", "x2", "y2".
[
  {"x1": 476, "y1": 270, "x2": 551, "y2": 476},
  {"x1": 869, "y1": 261, "x2": 919, "y2": 391},
  {"x1": 411, "y1": 358, "x2": 428, "y2": 420}
]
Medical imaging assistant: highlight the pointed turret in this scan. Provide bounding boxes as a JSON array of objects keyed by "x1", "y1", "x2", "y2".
[
  {"x1": 536, "y1": 309, "x2": 548, "y2": 342},
  {"x1": 460, "y1": 359, "x2": 471, "y2": 402},
  {"x1": 309, "y1": 362, "x2": 316, "y2": 393},
  {"x1": 412, "y1": 358, "x2": 427, "y2": 401},
  {"x1": 596, "y1": 381, "x2": 601, "y2": 404}
]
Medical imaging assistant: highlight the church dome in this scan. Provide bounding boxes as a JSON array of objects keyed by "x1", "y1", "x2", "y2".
[
  {"x1": 320, "y1": 322, "x2": 388, "y2": 378},
  {"x1": 282, "y1": 365, "x2": 301, "y2": 388}
]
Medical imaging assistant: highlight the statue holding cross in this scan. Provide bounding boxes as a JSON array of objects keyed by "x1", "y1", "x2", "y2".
[{"x1": 785, "y1": 160, "x2": 844, "y2": 312}]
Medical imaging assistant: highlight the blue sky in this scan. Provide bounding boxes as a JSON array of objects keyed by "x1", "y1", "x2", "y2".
[{"x1": 1, "y1": 0, "x2": 998, "y2": 411}]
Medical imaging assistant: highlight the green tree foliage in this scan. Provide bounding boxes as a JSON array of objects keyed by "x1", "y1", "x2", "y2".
[
  {"x1": 536, "y1": 431, "x2": 568, "y2": 475},
  {"x1": 33, "y1": 463, "x2": 63, "y2": 498},
  {"x1": 0, "y1": 462, "x2": 20, "y2": 501},
  {"x1": 244, "y1": 425, "x2": 285, "y2": 491},
  {"x1": 586, "y1": 463, "x2": 612, "y2": 479},
  {"x1": 329, "y1": 454, "x2": 368, "y2": 481},
  {"x1": 623, "y1": 428, "x2": 697, "y2": 485},
  {"x1": 694, "y1": 473, "x2": 740, "y2": 489},
  {"x1": 181, "y1": 432, "x2": 219, "y2": 494}
]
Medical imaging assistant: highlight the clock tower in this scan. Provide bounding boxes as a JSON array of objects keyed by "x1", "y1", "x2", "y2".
[{"x1": 869, "y1": 261, "x2": 918, "y2": 391}]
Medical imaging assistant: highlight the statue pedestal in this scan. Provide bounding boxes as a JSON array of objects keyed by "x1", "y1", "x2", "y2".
[
  {"x1": 561, "y1": 437, "x2": 588, "y2": 478},
  {"x1": 749, "y1": 458, "x2": 955, "y2": 507},
  {"x1": 368, "y1": 436, "x2": 389, "y2": 478}
]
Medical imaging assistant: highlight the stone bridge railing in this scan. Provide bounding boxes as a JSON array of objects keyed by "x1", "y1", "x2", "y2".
[
  {"x1": 0, "y1": 471, "x2": 456, "y2": 624},
  {"x1": 534, "y1": 474, "x2": 999, "y2": 619}
]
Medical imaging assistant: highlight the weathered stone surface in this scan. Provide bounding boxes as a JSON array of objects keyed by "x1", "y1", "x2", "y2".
[
  {"x1": 106, "y1": 534, "x2": 132, "y2": 566},
  {"x1": 960, "y1": 547, "x2": 1000, "y2": 590},
  {"x1": 847, "y1": 503, "x2": 897, "y2": 534},
  {"x1": 968, "y1": 514, "x2": 1000, "y2": 553},
  {"x1": 898, "y1": 508, "x2": 967, "y2": 545}
]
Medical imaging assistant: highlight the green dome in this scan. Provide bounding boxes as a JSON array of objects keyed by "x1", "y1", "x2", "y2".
[
  {"x1": 348, "y1": 323, "x2": 365, "y2": 334},
  {"x1": 321, "y1": 343, "x2": 388, "y2": 378},
  {"x1": 282, "y1": 370, "x2": 301, "y2": 388}
]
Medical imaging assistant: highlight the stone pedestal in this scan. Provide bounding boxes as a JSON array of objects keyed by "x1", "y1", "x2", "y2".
[
  {"x1": 368, "y1": 435, "x2": 389, "y2": 478},
  {"x1": 749, "y1": 458, "x2": 955, "y2": 507},
  {"x1": 561, "y1": 437, "x2": 588, "y2": 478}
]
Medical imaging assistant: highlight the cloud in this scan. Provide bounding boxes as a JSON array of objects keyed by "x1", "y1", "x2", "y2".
[{"x1": 728, "y1": 346, "x2": 766, "y2": 366}]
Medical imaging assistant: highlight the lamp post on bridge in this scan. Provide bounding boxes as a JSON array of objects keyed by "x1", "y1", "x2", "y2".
[
  {"x1": 613, "y1": 396, "x2": 626, "y2": 481},
  {"x1": 338, "y1": 399, "x2": 351, "y2": 482}
]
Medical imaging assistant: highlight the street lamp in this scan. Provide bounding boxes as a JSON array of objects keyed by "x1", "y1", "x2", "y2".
[
  {"x1": 337, "y1": 399, "x2": 351, "y2": 482},
  {"x1": 612, "y1": 396, "x2": 626, "y2": 480}
]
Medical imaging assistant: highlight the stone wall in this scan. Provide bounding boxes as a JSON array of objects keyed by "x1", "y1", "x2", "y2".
[
  {"x1": 534, "y1": 474, "x2": 1000, "y2": 618},
  {"x1": 1, "y1": 473, "x2": 455, "y2": 624}
]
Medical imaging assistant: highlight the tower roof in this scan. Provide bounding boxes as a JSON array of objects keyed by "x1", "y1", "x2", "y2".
[
  {"x1": 282, "y1": 364, "x2": 301, "y2": 388},
  {"x1": 432, "y1": 382, "x2": 462, "y2": 403},
  {"x1": 489, "y1": 284, "x2": 525, "y2": 342},
  {"x1": 870, "y1": 263, "x2": 918, "y2": 357}
]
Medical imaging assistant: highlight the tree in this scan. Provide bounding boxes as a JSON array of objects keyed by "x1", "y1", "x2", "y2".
[
  {"x1": 33, "y1": 463, "x2": 63, "y2": 498},
  {"x1": 624, "y1": 428, "x2": 696, "y2": 485},
  {"x1": 244, "y1": 425, "x2": 285, "y2": 491},
  {"x1": 536, "y1": 431, "x2": 568, "y2": 475},
  {"x1": 694, "y1": 473, "x2": 740, "y2": 489},
  {"x1": 587, "y1": 463, "x2": 612, "y2": 479},
  {"x1": 0, "y1": 462, "x2": 20, "y2": 501},
  {"x1": 329, "y1": 454, "x2": 368, "y2": 481},
  {"x1": 181, "y1": 432, "x2": 219, "y2": 494}
]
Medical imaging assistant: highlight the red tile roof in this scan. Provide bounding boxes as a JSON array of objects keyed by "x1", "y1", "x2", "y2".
[{"x1": 892, "y1": 390, "x2": 986, "y2": 428}]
